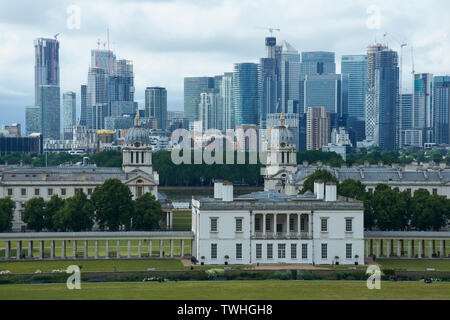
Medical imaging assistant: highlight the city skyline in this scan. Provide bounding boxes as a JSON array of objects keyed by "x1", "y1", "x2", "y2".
[{"x1": 1, "y1": 0, "x2": 450, "y2": 128}]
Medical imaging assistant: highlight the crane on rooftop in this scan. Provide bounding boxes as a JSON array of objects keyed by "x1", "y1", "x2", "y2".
[{"x1": 255, "y1": 26, "x2": 281, "y2": 36}]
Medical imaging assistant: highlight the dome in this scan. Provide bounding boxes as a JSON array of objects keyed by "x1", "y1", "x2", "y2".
[{"x1": 125, "y1": 125, "x2": 151, "y2": 144}]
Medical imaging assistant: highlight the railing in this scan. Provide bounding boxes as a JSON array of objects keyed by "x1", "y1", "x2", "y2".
[{"x1": 252, "y1": 232, "x2": 311, "y2": 240}]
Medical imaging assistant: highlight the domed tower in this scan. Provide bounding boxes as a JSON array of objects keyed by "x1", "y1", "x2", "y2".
[
  {"x1": 122, "y1": 113, "x2": 154, "y2": 175},
  {"x1": 263, "y1": 114, "x2": 298, "y2": 193}
]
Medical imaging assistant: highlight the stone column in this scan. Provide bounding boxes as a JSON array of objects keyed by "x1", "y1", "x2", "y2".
[
  {"x1": 148, "y1": 240, "x2": 152, "y2": 257},
  {"x1": 28, "y1": 241, "x2": 33, "y2": 259},
  {"x1": 428, "y1": 240, "x2": 433, "y2": 258},
  {"x1": 5, "y1": 241, "x2": 10, "y2": 259},
  {"x1": 105, "y1": 241, "x2": 109, "y2": 259},
  {"x1": 298, "y1": 214, "x2": 301, "y2": 236},
  {"x1": 127, "y1": 240, "x2": 131, "y2": 258},
  {"x1": 376, "y1": 239, "x2": 380, "y2": 258},
  {"x1": 95, "y1": 240, "x2": 99, "y2": 259},
  {"x1": 73, "y1": 240, "x2": 77, "y2": 259},
  {"x1": 116, "y1": 240, "x2": 120, "y2": 258},
  {"x1": 84, "y1": 240, "x2": 88, "y2": 259},
  {"x1": 170, "y1": 240, "x2": 174, "y2": 258},
  {"x1": 274, "y1": 214, "x2": 278, "y2": 235},
  {"x1": 138, "y1": 240, "x2": 142, "y2": 258},
  {"x1": 440, "y1": 240, "x2": 444, "y2": 258},
  {"x1": 418, "y1": 240, "x2": 422, "y2": 258},
  {"x1": 397, "y1": 240, "x2": 401, "y2": 257},
  {"x1": 386, "y1": 240, "x2": 390, "y2": 258},
  {"x1": 159, "y1": 240, "x2": 163, "y2": 257},
  {"x1": 181, "y1": 240, "x2": 185, "y2": 257},
  {"x1": 364, "y1": 240, "x2": 369, "y2": 258},
  {"x1": 50, "y1": 240, "x2": 55, "y2": 259},
  {"x1": 262, "y1": 214, "x2": 266, "y2": 236},
  {"x1": 369, "y1": 239, "x2": 373, "y2": 256},
  {"x1": 407, "y1": 240, "x2": 412, "y2": 258},
  {"x1": 16, "y1": 241, "x2": 21, "y2": 260},
  {"x1": 62, "y1": 240, "x2": 66, "y2": 259},
  {"x1": 39, "y1": 241, "x2": 44, "y2": 259}
]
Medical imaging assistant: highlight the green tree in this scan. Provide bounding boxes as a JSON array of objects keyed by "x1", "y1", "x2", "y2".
[
  {"x1": 53, "y1": 190, "x2": 94, "y2": 231},
  {"x1": 338, "y1": 179, "x2": 366, "y2": 199},
  {"x1": 0, "y1": 197, "x2": 15, "y2": 232},
  {"x1": 91, "y1": 178, "x2": 134, "y2": 231},
  {"x1": 372, "y1": 186, "x2": 409, "y2": 231},
  {"x1": 411, "y1": 189, "x2": 450, "y2": 231},
  {"x1": 44, "y1": 195, "x2": 64, "y2": 231},
  {"x1": 132, "y1": 193, "x2": 162, "y2": 231},
  {"x1": 300, "y1": 169, "x2": 338, "y2": 194},
  {"x1": 23, "y1": 197, "x2": 46, "y2": 231}
]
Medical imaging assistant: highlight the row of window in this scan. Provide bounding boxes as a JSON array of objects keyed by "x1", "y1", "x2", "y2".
[
  {"x1": 210, "y1": 218, "x2": 243, "y2": 233},
  {"x1": 7, "y1": 187, "x2": 93, "y2": 197},
  {"x1": 209, "y1": 243, "x2": 354, "y2": 260},
  {"x1": 254, "y1": 216, "x2": 308, "y2": 233},
  {"x1": 320, "y1": 218, "x2": 353, "y2": 233},
  {"x1": 130, "y1": 151, "x2": 145, "y2": 164}
]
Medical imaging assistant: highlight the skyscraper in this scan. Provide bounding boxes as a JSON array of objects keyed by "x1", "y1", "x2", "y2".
[
  {"x1": 306, "y1": 106, "x2": 330, "y2": 151},
  {"x1": 398, "y1": 93, "x2": 423, "y2": 147},
  {"x1": 300, "y1": 51, "x2": 336, "y2": 78},
  {"x1": 280, "y1": 41, "x2": 301, "y2": 113},
  {"x1": 365, "y1": 44, "x2": 399, "y2": 150},
  {"x1": 145, "y1": 87, "x2": 168, "y2": 130},
  {"x1": 198, "y1": 89, "x2": 220, "y2": 132},
  {"x1": 341, "y1": 55, "x2": 367, "y2": 120},
  {"x1": 232, "y1": 63, "x2": 260, "y2": 127},
  {"x1": 87, "y1": 67, "x2": 108, "y2": 129},
  {"x1": 109, "y1": 59, "x2": 135, "y2": 117},
  {"x1": 434, "y1": 76, "x2": 450, "y2": 145},
  {"x1": 80, "y1": 85, "x2": 87, "y2": 126},
  {"x1": 34, "y1": 38, "x2": 59, "y2": 106},
  {"x1": 25, "y1": 106, "x2": 41, "y2": 135},
  {"x1": 184, "y1": 77, "x2": 215, "y2": 123},
  {"x1": 220, "y1": 72, "x2": 234, "y2": 130},
  {"x1": 413, "y1": 73, "x2": 434, "y2": 144},
  {"x1": 91, "y1": 49, "x2": 116, "y2": 75},
  {"x1": 62, "y1": 91, "x2": 76, "y2": 140},
  {"x1": 40, "y1": 85, "x2": 60, "y2": 140}
]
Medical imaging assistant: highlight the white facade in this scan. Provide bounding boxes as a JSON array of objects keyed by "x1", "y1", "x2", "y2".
[{"x1": 192, "y1": 182, "x2": 364, "y2": 266}]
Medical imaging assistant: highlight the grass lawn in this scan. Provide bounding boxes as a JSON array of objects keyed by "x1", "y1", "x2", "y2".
[
  {"x1": 0, "y1": 259, "x2": 186, "y2": 273},
  {"x1": 0, "y1": 281, "x2": 449, "y2": 300},
  {"x1": 377, "y1": 259, "x2": 450, "y2": 271}
]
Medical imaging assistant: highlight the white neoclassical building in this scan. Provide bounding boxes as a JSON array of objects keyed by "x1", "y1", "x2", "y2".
[
  {"x1": 0, "y1": 116, "x2": 161, "y2": 232},
  {"x1": 192, "y1": 181, "x2": 364, "y2": 266}
]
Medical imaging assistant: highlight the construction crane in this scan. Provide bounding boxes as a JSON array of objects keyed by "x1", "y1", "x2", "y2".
[
  {"x1": 255, "y1": 26, "x2": 280, "y2": 36},
  {"x1": 54, "y1": 33, "x2": 60, "y2": 40}
]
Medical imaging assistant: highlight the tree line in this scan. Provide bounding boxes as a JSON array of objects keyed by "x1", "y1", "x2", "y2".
[
  {"x1": 0, "y1": 179, "x2": 162, "y2": 232},
  {"x1": 301, "y1": 170, "x2": 450, "y2": 231}
]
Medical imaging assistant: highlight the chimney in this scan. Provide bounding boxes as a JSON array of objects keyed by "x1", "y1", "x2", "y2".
[
  {"x1": 83, "y1": 157, "x2": 89, "y2": 166},
  {"x1": 221, "y1": 181, "x2": 233, "y2": 202},
  {"x1": 81, "y1": 171, "x2": 86, "y2": 181},
  {"x1": 325, "y1": 182, "x2": 337, "y2": 202},
  {"x1": 214, "y1": 181, "x2": 223, "y2": 199},
  {"x1": 41, "y1": 171, "x2": 47, "y2": 181},
  {"x1": 314, "y1": 180, "x2": 325, "y2": 200}
]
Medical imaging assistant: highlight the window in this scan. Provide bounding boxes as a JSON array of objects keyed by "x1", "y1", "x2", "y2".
[
  {"x1": 88, "y1": 188, "x2": 93, "y2": 195},
  {"x1": 131, "y1": 151, "x2": 134, "y2": 164},
  {"x1": 256, "y1": 244, "x2": 262, "y2": 259},
  {"x1": 267, "y1": 244, "x2": 273, "y2": 259},
  {"x1": 321, "y1": 218, "x2": 328, "y2": 232},
  {"x1": 302, "y1": 244, "x2": 308, "y2": 259},
  {"x1": 291, "y1": 244, "x2": 297, "y2": 259},
  {"x1": 300, "y1": 217, "x2": 305, "y2": 231},
  {"x1": 211, "y1": 244, "x2": 217, "y2": 260},
  {"x1": 210, "y1": 218, "x2": 218, "y2": 232},
  {"x1": 34, "y1": 189, "x2": 40, "y2": 196},
  {"x1": 289, "y1": 217, "x2": 295, "y2": 232},
  {"x1": 7, "y1": 189, "x2": 13, "y2": 196},
  {"x1": 74, "y1": 188, "x2": 82, "y2": 194},
  {"x1": 407, "y1": 188, "x2": 412, "y2": 195},
  {"x1": 61, "y1": 188, "x2": 66, "y2": 196},
  {"x1": 278, "y1": 244, "x2": 286, "y2": 259},
  {"x1": 368, "y1": 188, "x2": 373, "y2": 194},
  {"x1": 48, "y1": 188, "x2": 53, "y2": 196},
  {"x1": 266, "y1": 217, "x2": 271, "y2": 232},
  {"x1": 235, "y1": 218, "x2": 243, "y2": 232},
  {"x1": 433, "y1": 188, "x2": 438, "y2": 195},
  {"x1": 142, "y1": 152, "x2": 144, "y2": 163},
  {"x1": 137, "y1": 186, "x2": 143, "y2": 197},
  {"x1": 346, "y1": 244, "x2": 352, "y2": 259},
  {"x1": 255, "y1": 217, "x2": 261, "y2": 232},
  {"x1": 21, "y1": 188, "x2": 26, "y2": 196},
  {"x1": 321, "y1": 243, "x2": 328, "y2": 259},
  {"x1": 236, "y1": 243, "x2": 242, "y2": 260},
  {"x1": 345, "y1": 219, "x2": 353, "y2": 232}
]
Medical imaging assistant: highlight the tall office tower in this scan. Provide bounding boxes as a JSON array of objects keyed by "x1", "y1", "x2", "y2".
[
  {"x1": 109, "y1": 59, "x2": 135, "y2": 116},
  {"x1": 280, "y1": 41, "x2": 301, "y2": 113},
  {"x1": 62, "y1": 91, "x2": 76, "y2": 140},
  {"x1": 306, "y1": 106, "x2": 330, "y2": 151},
  {"x1": 87, "y1": 67, "x2": 108, "y2": 129},
  {"x1": 220, "y1": 72, "x2": 234, "y2": 130},
  {"x1": 259, "y1": 37, "x2": 280, "y2": 128},
  {"x1": 413, "y1": 73, "x2": 434, "y2": 144},
  {"x1": 34, "y1": 38, "x2": 59, "y2": 106},
  {"x1": 39, "y1": 85, "x2": 60, "y2": 140},
  {"x1": 434, "y1": 76, "x2": 450, "y2": 145},
  {"x1": 398, "y1": 93, "x2": 422, "y2": 147},
  {"x1": 92, "y1": 103, "x2": 108, "y2": 130},
  {"x1": 232, "y1": 63, "x2": 260, "y2": 127},
  {"x1": 184, "y1": 77, "x2": 215, "y2": 123},
  {"x1": 303, "y1": 74, "x2": 349, "y2": 129},
  {"x1": 341, "y1": 55, "x2": 367, "y2": 120},
  {"x1": 91, "y1": 49, "x2": 116, "y2": 75},
  {"x1": 79, "y1": 85, "x2": 87, "y2": 126},
  {"x1": 145, "y1": 87, "x2": 168, "y2": 130},
  {"x1": 213, "y1": 75, "x2": 224, "y2": 131},
  {"x1": 25, "y1": 106, "x2": 41, "y2": 135},
  {"x1": 198, "y1": 89, "x2": 220, "y2": 132},
  {"x1": 365, "y1": 44, "x2": 399, "y2": 150}
]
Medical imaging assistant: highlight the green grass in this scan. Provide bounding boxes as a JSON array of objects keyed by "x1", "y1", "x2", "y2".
[
  {"x1": 172, "y1": 211, "x2": 192, "y2": 231},
  {"x1": 0, "y1": 281, "x2": 449, "y2": 300},
  {"x1": 0, "y1": 259, "x2": 186, "y2": 273},
  {"x1": 377, "y1": 259, "x2": 450, "y2": 271}
]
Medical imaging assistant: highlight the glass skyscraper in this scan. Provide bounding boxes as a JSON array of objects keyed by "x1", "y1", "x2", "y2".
[
  {"x1": 184, "y1": 77, "x2": 215, "y2": 123},
  {"x1": 62, "y1": 91, "x2": 76, "y2": 140},
  {"x1": 87, "y1": 67, "x2": 108, "y2": 129},
  {"x1": 434, "y1": 76, "x2": 450, "y2": 145},
  {"x1": 80, "y1": 85, "x2": 87, "y2": 126},
  {"x1": 34, "y1": 38, "x2": 59, "y2": 106},
  {"x1": 109, "y1": 59, "x2": 135, "y2": 117},
  {"x1": 145, "y1": 87, "x2": 168, "y2": 130},
  {"x1": 40, "y1": 85, "x2": 60, "y2": 140},
  {"x1": 341, "y1": 55, "x2": 367, "y2": 120},
  {"x1": 300, "y1": 51, "x2": 336, "y2": 78},
  {"x1": 413, "y1": 73, "x2": 434, "y2": 144},
  {"x1": 232, "y1": 63, "x2": 260, "y2": 127},
  {"x1": 25, "y1": 106, "x2": 41, "y2": 135}
]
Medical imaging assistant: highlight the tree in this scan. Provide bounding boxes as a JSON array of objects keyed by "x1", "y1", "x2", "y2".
[
  {"x1": 371, "y1": 187, "x2": 410, "y2": 231},
  {"x1": 132, "y1": 193, "x2": 162, "y2": 230},
  {"x1": 338, "y1": 179, "x2": 366, "y2": 199},
  {"x1": 411, "y1": 189, "x2": 450, "y2": 231},
  {"x1": 44, "y1": 195, "x2": 64, "y2": 231},
  {"x1": 53, "y1": 190, "x2": 95, "y2": 231},
  {"x1": 0, "y1": 197, "x2": 15, "y2": 232},
  {"x1": 91, "y1": 178, "x2": 134, "y2": 231},
  {"x1": 300, "y1": 169, "x2": 338, "y2": 194},
  {"x1": 23, "y1": 197, "x2": 46, "y2": 231}
]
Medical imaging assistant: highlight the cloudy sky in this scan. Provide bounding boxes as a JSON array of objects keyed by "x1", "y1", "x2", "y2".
[{"x1": 0, "y1": 0, "x2": 449, "y2": 128}]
